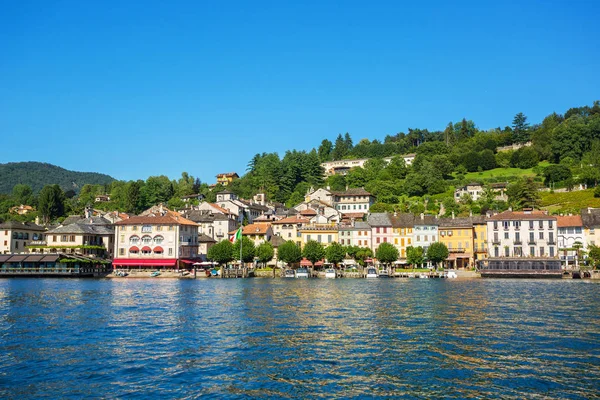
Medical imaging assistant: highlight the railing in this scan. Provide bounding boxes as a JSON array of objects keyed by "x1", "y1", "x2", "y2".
[
  {"x1": 528, "y1": 240, "x2": 536, "y2": 245},
  {"x1": 492, "y1": 239, "x2": 501, "y2": 245},
  {"x1": 513, "y1": 240, "x2": 522, "y2": 245},
  {"x1": 548, "y1": 241, "x2": 556, "y2": 245}
]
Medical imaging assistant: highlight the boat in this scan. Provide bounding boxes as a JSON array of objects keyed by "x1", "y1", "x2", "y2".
[
  {"x1": 378, "y1": 269, "x2": 391, "y2": 278},
  {"x1": 419, "y1": 273, "x2": 429, "y2": 279},
  {"x1": 324, "y1": 269, "x2": 337, "y2": 279},
  {"x1": 115, "y1": 270, "x2": 128, "y2": 277},
  {"x1": 295, "y1": 268, "x2": 309, "y2": 278},
  {"x1": 366, "y1": 268, "x2": 378, "y2": 278},
  {"x1": 150, "y1": 271, "x2": 161, "y2": 277},
  {"x1": 210, "y1": 268, "x2": 219, "y2": 277},
  {"x1": 446, "y1": 270, "x2": 458, "y2": 279},
  {"x1": 283, "y1": 269, "x2": 295, "y2": 278}
]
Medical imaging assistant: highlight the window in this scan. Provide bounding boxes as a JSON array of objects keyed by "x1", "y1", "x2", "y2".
[
  {"x1": 515, "y1": 232, "x2": 521, "y2": 242},
  {"x1": 376, "y1": 227, "x2": 380, "y2": 234},
  {"x1": 494, "y1": 233, "x2": 499, "y2": 242},
  {"x1": 529, "y1": 232, "x2": 534, "y2": 243},
  {"x1": 119, "y1": 248, "x2": 125, "y2": 255},
  {"x1": 539, "y1": 220, "x2": 544, "y2": 229},
  {"x1": 539, "y1": 232, "x2": 544, "y2": 240},
  {"x1": 307, "y1": 235, "x2": 311, "y2": 241},
  {"x1": 549, "y1": 221, "x2": 553, "y2": 229},
  {"x1": 513, "y1": 221, "x2": 521, "y2": 228},
  {"x1": 549, "y1": 247, "x2": 555, "y2": 257},
  {"x1": 383, "y1": 237, "x2": 387, "y2": 243},
  {"x1": 317, "y1": 235, "x2": 322, "y2": 243},
  {"x1": 395, "y1": 238, "x2": 398, "y2": 245},
  {"x1": 142, "y1": 225, "x2": 152, "y2": 233},
  {"x1": 132, "y1": 226, "x2": 138, "y2": 231},
  {"x1": 465, "y1": 241, "x2": 469, "y2": 249},
  {"x1": 417, "y1": 235, "x2": 420, "y2": 241},
  {"x1": 575, "y1": 227, "x2": 582, "y2": 234},
  {"x1": 130, "y1": 236, "x2": 140, "y2": 245},
  {"x1": 529, "y1": 221, "x2": 534, "y2": 230},
  {"x1": 168, "y1": 248, "x2": 173, "y2": 256},
  {"x1": 549, "y1": 232, "x2": 554, "y2": 243},
  {"x1": 377, "y1": 238, "x2": 380, "y2": 244},
  {"x1": 156, "y1": 225, "x2": 162, "y2": 231},
  {"x1": 153, "y1": 235, "x2": 164, "y2": 244},
  {"x1": 120, "y1": 226, "x2": 126, "y2": 231},
  {"x1": 514, "y1": 247, "x2": 522, "y2": 257},
  {"x1": 168, "y1": 226, "x2": 174, "y2": 231},
  {"x1": 493, "y1": 221, "x2": 498, "y2": 230},
  {"x1": 328, "y1": 235, "x2": 332, "y2": 243},
  {"x1": 540, "y1": 247, "x2": 545, "y2": 256},
  {"x1": 141, "y1": 235, "x2": 152, "y2": 244},
  {"x1": 494, "y1": 247, "x2": 499, "y2": 257},
  {"x1": 530, "y1": 247, "x2": 535, "y2": 256}
]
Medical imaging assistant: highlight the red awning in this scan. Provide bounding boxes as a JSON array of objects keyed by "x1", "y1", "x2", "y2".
[
  {"x1": 300, "y1": 258, "x2": 324, "y2": 266},
  {"x1": 141, "y1": 246, "x2": 151, "y2": 252},
  {"x1": 129, "y1": 246, "x2": 139, "y2": 252},
  {"x1": 180, "y1": 259, "x2": 196, "y2": 264},
  {"x1": 153, "y1": 246, "x2": 163, "y2": 253},
  {"x1": 112, "y1": 258, "x2": 177, "y2": 267}
]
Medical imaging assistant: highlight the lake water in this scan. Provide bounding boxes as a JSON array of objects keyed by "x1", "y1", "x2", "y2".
[{"x1": 0, "y1": 278, "x2": 598, "y2": 399}]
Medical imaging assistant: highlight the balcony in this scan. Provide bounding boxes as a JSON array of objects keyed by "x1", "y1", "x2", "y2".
[
  {"x1": 513, "y1": 240, "x2": 522, "y2": 245},
  {"x1": 528, "y1": 240, "x2": 536, "y2": 245},
  {"x1": 492, "y1": 239, "x2": 501, "y2": 245},
  {"x1": 447, "y1": 248, "x2": 466, "y2": 253},
  {"x1": 548, "y1": 241, "x2": 556, "y2": 245}
]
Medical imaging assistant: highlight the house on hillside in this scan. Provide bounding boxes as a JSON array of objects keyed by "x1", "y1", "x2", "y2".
[{"x1": 216, "y1": 172, "x2": 239, "y2": 186}]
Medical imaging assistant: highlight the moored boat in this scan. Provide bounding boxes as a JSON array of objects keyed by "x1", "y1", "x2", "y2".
[
  {"x1": 295, "y1": 268, "x2": 309, "y2": 278},
  {"x1": 366, "y1": 268, "x2": 378, "y2": 278},
  {"x1": 324, "y1": 269, "x2": 337, "y2": 279}
]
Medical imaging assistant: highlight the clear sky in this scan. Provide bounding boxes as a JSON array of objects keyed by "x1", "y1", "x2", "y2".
[{"x1": 1, "y1": 0, "x2": 599, "y2": 184}]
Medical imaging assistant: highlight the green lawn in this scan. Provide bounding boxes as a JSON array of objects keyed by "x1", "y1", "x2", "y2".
[
  {"x1": 461, "y1": 161, "x2": 550, "y2": 182},
  {"x1": 540, "y1": 189, "x2": 600, "y2": 214}
]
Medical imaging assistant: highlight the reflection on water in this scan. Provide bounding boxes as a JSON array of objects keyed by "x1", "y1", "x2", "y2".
[{"x1": 0, "y1": 278, "x2": 598, "y2": 399}]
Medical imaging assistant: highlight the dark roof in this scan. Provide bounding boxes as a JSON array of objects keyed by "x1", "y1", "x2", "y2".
[
  {"x1": 269, "y1": 235, "x2": 286, "y2": 247},
  {"x1": 0, "y1": 254, "x2": 60, "y2": 263},
  {"x1": 437, "y1": 217, "x2": 473, "y2": 228},
  {"x1": 331, "y1": 188, "x2": 372, "y2": 197},
  {"x1": 367, "y1": 213, "x2": 392, "y2": 227},
  {"x1": 0, "y1": 221, "x2": 46, "y2": 231},
  {"x1": 581, "y1": 208, "x2": 600, "y2": 228},
  {"x1": 114, "y1": 215, "x2": 198, "y2": 226},
  {"x1": 390, "y1": 213, "x2": 415, "y2": 228},
  {"x1": 216, "y1": 190, "x2": 234, "y2": 195},
  {"x1": 46, "y1": 223, "x2": 114, "y2": 235},
  {"x1": 414, "y1": 215, "x2": 437, "y2": 225},
  {"x1": 198, "y1": 234, "x2": 217, "y2": 243}
]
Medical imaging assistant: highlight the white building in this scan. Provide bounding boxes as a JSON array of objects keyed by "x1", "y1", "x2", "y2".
[
  {"x1": 556, "y1": 215, "x2": 585, "y2": 268},
  {"x1": 412, "y1": 214, "x2": 438, "y2": 255},
  {"x1": 487, "y1": 210, "x2": 558, "y2": 258},
  {"x1": 0, "y1": 221, "x2": 46, "y2": 254},
  {"x1": 331, "y1": 188, "x2": 375, "y2": 215},
  {"x1": 338, "y1": 221, "x2": 372, "y2": 248},
  {"x1": 321, "y1": 154, "x2": 415, "y2": 176}
]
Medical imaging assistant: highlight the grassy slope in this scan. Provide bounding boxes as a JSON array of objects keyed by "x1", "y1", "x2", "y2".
[
  {"x1": 462, "y1": 161, "x2": 551, "y2": 182},
  {"x1": 540, "y1": 189, "x2": 600, "y2": 214}
]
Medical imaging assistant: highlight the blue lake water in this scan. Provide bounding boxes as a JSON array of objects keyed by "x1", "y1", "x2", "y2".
[{"x1": 0, "y1": 278, "x2": 599, "y2": 399}]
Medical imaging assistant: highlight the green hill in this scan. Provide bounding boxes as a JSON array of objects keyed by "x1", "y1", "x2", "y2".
[{"x1": 0, "y1": 162, "x2": 115, "y2": 194}]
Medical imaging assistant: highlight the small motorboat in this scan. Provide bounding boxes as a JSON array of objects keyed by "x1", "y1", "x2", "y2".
[
  {"x1": 325, "y1": 269, "x2": 337, "y2": 279},
  {"x1": 283, "y1": 269, "x2": 295, "y2": 278},
  {"x1": 295, "y1": 268, "x2": 309, "y2": 278},
  {"x1": 366, "y1": 268, "x2": 378, "y2": 278},
  {"x1": 378, "y1": 269, "x2": 391, "y2": 278},
  {"x1": 150, "y1": 271, "x2": 161, "y2": 277},
  {"x1": 211, "y1": 269, "x2": 219, "y2": 277},
  {"x1": 446, "y1": 270, "x2": 458, "y2": 279}
]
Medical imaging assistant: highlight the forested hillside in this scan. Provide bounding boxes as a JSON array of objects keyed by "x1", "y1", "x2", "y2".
[
  {"x1": 1, "y1": 101, "x2": 600, "y2": 223},
  {"x1": 0, "y1": 162, "x2": 114, "y2": 194}
]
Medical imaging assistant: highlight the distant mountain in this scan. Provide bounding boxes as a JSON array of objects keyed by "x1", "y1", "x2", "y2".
[{"x1": 0, "y1": 162, "x2": 115, "y2": 194}]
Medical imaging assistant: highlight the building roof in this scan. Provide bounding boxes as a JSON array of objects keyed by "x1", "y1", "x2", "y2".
[
  {"x1": 299, "y1": 209, "x2": 318, "y2": 216},
  {"x1": 216, "y1": 172, "x2": 239, "y2": 178},
  {"x1": 390, "y1": 213, "x2": 415, "y2": 228},
  {"x1": 46, "y1": 223, "x2": 114, "y2": 235},
  {"x1": 231, "y1": 224, "x2": 272, "y2": 235},
  {"x1": 272, "y1": 216, "x2": 310, "y2": 225},
  {"x1": 198, "y1": 234, "x2": 217, "y2": 243},
  {"x1": 414, "y1": 214, "x2": 437, "y2": 225},
  {"x1": 209, "y1": 203, "x2": 232, "y2": 215},
  {"x1": 114, "y1": 214, "x2": 198, "y2": 226},
  {"x1": 367, "y1": 213, "x2": 392, "y2": 227},
  {"x1": 0, "y1": 221, "x2": 46, "y2": 231},
  {"x1": 487, "y1": 210, "x2": 555, "y2": 221},
  {"x1": 216, "y1": 190, "x2": 234, "y2": 195},
  {"x1": 437, "y1": 217, "x2": 473, "y2": 228},
  {"x1": 556, "y1": 215, "x2": 583, "y2": 227},
  {"x1": 269, "y1": 235, "x2": 286, "y2": 247},
  {"x1": 581, "y1": 208, "x2": 600, "y2": 228},
  {"x1": 331, "y1": 188, "x2": 372, "y2": 197}
]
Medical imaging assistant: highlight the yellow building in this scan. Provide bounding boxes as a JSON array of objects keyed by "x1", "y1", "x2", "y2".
[
  {"x1": 438, "y1": 217, "x2": 474, "y2": 269},
  {"x1": 390, "y1": 213, "x2": 415, "y2": 261},
  {"x1": 298, "y1": 224, "x2": 339, "y2": 248},
  {"x1": 271, "y1": 216, "x2": 309, "y2": 247},
  {"x1": 582, "y1": 208, "x2": 600, "y2": 248},
  {"x1": 216, "y1": 172, "x2": 239, "y2": 186},
  {"x1": 471, "y1": 216, "x2": 488, "y2": 262}
]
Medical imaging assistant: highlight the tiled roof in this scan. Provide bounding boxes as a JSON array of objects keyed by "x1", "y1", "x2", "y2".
[
  {"x1": 437, "y1": 217, "x2": 473, "y2": 228},
  {"x1": 487, "y1": 210, "x2": 555, "y2": 221},
  {"x1": 231, "y1": 224, "x2": 272, "y2": 235},
  {"x1": 114, "y1": 214, "x2": 198, "y2": 226},
  {"x1": 557, "y1": 215, "x2": 583, "y2": 227},
  {"x1": 581, "y1": 208, "x2": 600, "y2": 228},
  {"x1": 390, "y1": 213, "x2": 415, "y2": 228},
  {"x1": 0, "y1": 221, "x2": 46, "y2": 231},
  {"x1": 367, "y1": 213, "x2": 392, "y2": 227},
  {"x1": 210, "y1": 203, "x2": 232, "y2": 214},
  {"x1": 46, "y1": 223, "x2": 114, "y2": 235},
  {"x1": 341, "y1": 212, "x2": 366, "y2": 219},
  {"x1": 216, "y1": 172, "x2": 239, "y2": 177},
  {"x1": 272, "y1": 216, "x2": 310, "y2": 225},
  {"x1": 198, "y1": 234, "x2": 217, "y2": 243},
  {"x1": 414, "y1": 215, "x2": 437, "y2": 225},
  {"x1": 299, "y1": 209, "x2": 318, "y2": 215},
  {"x1": 331, "y1": 188, "x2": 372, "y2": 197},
  {"x1": 269, "y1": 235, "x2": 286, "y2": 247}
]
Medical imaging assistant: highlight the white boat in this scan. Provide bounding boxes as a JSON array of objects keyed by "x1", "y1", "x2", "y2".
[
  {"x1": 419, "y1": 273, "x2": 429, "y2": 279},
  {"x1": 446, "y1": 270, "x2": 458, "y2": 279},
  {"x1": 378, "y1": 269, "x2": 391, "y2": 278},
  {"x1": 324, "y1": 269, "x2": 337, "y2": 279},
  {"x1": 295, "y1": 268, "x2": 309, "y2": 278},
  {"x1": 366, "y1": 268, "x2": 378, "y2": 278},
  {"x1": 283, "y1": 269, "x2": 295, "y2": 278}
]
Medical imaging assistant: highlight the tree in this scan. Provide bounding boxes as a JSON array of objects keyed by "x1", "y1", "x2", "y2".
[
  {"x1": 332, "y1": 134, "x2": 349, "y2": 160},
  {"x1": 256, "y1": 242, "x2": 274, "y2": 268},
  {"x1": 426, "y1": 242, "x2": 449, "y2": 269},
  {"x1": 12, "y1": 184, "x2": 33, "y2": 205},
  {"x1": 302, "y1": 240, "x2": 325, "y2": 268},
  {"x1": 507, "y1": 178, "x2": 541, "y2": 210},
  {"x1": 406, "y1": 246, "x2": 425, "y2": 268},
  {"x1": 587, "y1": 244, "x2": 600, "y2": 269},
  {"x1": 232, "y1": 236, "x2": 256, "y2": 264},
  {"x1": 278, "y1": 240, "x2": 302, "y2": 267},
  {"x1": 318, "y1": 139, "x2": 333, "y2": 162},
  {"x1": 207, "y1": 240, "x2": 234, "y2": 266},
  {"x1": 376, "y1": 242, "x2": 399, "y2": 268},
  {"x1": 355, "y1": 247, "x2": 373, "y2": 267},
  {"x1": 325, "y1": 242, "x2": 346, "y2": 268},
  {"x1": 512, "y1": 112, "x2": 530, "y2": 143},
  {"x1": 542, "y1": 165, "x2": 573, "y2": 186},
  {"x1": 38, "y1": 184, "x2": 65, "y2": 223},
  {"x1": 510, "y1": 147, "x2": 539, "y2": 169}
]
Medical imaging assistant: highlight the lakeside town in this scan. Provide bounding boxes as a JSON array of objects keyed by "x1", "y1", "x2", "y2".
[{"x1": 1, "y1": 166, "x2": 600, "y2": 279}]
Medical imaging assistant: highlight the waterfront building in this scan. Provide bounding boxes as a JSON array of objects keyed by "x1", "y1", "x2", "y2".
[
  {"x1": 271, "y1": 215, "x2": 309, "y2": 246},
  {"x1": 390, "y1": 213, "x2": 415, "y2": 262},
  {"x1": 197, "y1": 234, "x2": 216, "y2": 261},
  {"x1": 338, "y1": 221, "x2": 371, "y2": 248},
  {"x1": 38, "y1": 218, "x2": 114, "y2": 258},
  {"x1": 581, "y1": 207, "x2": 600, "y2": 248},
  {"x1": 0, "y1": 221, "x2": 46, "y2": 254},
  {"x1": 486, "y1": 210, "x2": 558, "y2": 259},
  {"x1": 298, "y1": 224, "x2": 339, "y2": 247},
  {"x1": 216, "y1": 172, "x2": 239, "y2": 186},
  {"x1": 234, "y1": 223, "x2": 273, "y2": 247},
  {"x1": 412, "y1": 214, "x2": 438, "y2": 267},
  {"x1": 472, "y1": 215, "x2": 488, "y2": 263},
  {"x1": 557, "y1": 215, "x2": 585, "y2": 268},
  {"x1": 182, "y1": 209, "x2": 237, "y2": 242},
  {"x1": 438, "y1": 216, "x2": 474, "y2": 269},
  {"x1": 368, "y1": 213, "x2": 393, "y2": 252},
  {"x1": 113, "y1": 212, "x2": 199, "y2": 269}
]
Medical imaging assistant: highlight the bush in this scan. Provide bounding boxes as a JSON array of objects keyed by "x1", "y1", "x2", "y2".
[
  {"x1": 595, "y1": 186, "x2": 600, "y2": 198},
  {"x1": 510, "y1": 147, "x2": 539, "y2": 169}
]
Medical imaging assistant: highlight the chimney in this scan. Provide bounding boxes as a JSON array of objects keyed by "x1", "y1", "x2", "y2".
[
  {"x1": 469, "y1": 210, "x2": 473, "y2": 217},
  {"x1": 35, "y1": 216, "x2": 40, "y2": 225},
  {"x1": 508, "y1": 207, "x2": 513, "y2": 212},
  {"x1": 420, "y1": 213, "x2": 424, "y2": 220},
  {"x1": 394, "y1": 211, "x2": 397, "y2": 217},
  {"x1": 326, "y1": 186, "x2": 330, "y2": 190},
  {"x1": 451, "y1": 211, "x2": 455, "y2": 219},
  {"x1": 346, "y1": 185, "x2": 349, "y2": 191}
]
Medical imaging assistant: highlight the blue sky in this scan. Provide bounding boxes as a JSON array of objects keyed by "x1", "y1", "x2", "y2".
[{"x1": 1, "y1": 0, "x2": 599, "y2": 183}]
